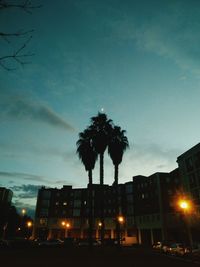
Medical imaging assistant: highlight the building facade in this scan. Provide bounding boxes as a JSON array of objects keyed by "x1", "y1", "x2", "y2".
[
  {"x1": 34, "y1": 183, "x2": 137, "y2": 245},
  {"x1": 177, "y1": 143, "x2": 200, "y2": 242},
  {"x1": 34, "y1": 143, "x2": 200, "y2": 245},
  {"x1": 0, "y1": 187, "x2": 13, "y2": 238},
  {"x1": 133, "y1": 169, "x2": 183, "y2": 245}
]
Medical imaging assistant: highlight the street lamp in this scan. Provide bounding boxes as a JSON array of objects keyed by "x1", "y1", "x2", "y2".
[
  {"x1": 27, "y1": 221, "x2": 33, "y2": 228},
  {"x1": 118, "y1": 216, "x2": 124, "y2": 224},
  {"x1": 61, "y1": 221, "x2": 70, "y2": 238},
  {"x1": 116, "y1": 215, "x2": 124, "y2": 247},
  {"x1": 21, "y1": 209, "x2": 26, "y2": 216},
  {"x1": 178, "y1": 198, "x2": 193, "y2": 251}
]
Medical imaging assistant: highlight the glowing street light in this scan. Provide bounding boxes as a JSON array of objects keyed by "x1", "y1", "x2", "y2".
[
  {"x1": 118, "y1": 216, "x2": 124, "y2": 224},
  {"x1": 66, "y1": 223, "x2": 70, "y2": 229},
  {"x1": 61, "y1": 221, "x2": 66, "y2": 226},
  {"x1": 21, "y1": 209, "x2": 26, "y2": 215},
  {"x1": 178, "y1": 200, "x2": 190, "y2": 212},
  {"x1": 27, "y1": 221, "x2": 33, "y2": 228},
  {"x1": 177, "y1": 198, "x2": 193, "y2": 251},
  {"x1": 61, "y1": 220, "x2": 70, "y2": 237},
  {"x1": 98, "y1": 222, "x2": 102, "y2": 227}
]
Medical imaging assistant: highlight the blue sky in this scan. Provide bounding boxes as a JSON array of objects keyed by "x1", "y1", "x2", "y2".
[{"x1": 1, "y1": 0, "x2": 200, "y2": 216}]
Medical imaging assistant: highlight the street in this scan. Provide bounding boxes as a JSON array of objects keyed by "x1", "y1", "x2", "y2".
[{"x1": 0, "y1": 246, "x2": 199, "y2": 267}]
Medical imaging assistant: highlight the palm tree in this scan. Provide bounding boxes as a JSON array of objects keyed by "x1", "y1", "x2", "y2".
[
  {"x1": 89, "y1": 112, "x2": 113, "y2": 243},
  {"x1": 89, "y1": 112, "x2": 113, "y2": 185},
  {"x1": 108, "y1": 126, "x2": 129, "y2": 247},
  {"x1": 76, "y1": 128, "x2": 97, "y2": 249}
]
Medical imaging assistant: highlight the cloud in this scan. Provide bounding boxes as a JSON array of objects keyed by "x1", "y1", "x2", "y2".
[
  {"x1": 100, "y1": 0, "x2": 200, "y2": 75},
  {"x1": 0, "y1": 171, "x2": 77, "y2": 188},
  {"x1": 0, "y1": 95, "x2": 75, "y2": 131},
  {"x1": 13, "y1": 200, "x2": 36, "y2": 218},
  {"x1": 10, "y1": 184, "x2": 41, "y2": 199},
  {"x1": 0, "y1": 171, "x2": 50, "y2": 183},
  {"x1": 114, "y1": 142, "x2": 182, "y2": 182}
]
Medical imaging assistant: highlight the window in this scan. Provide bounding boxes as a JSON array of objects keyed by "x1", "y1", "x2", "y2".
[
  {"x1": 185, "y1": 157, "x2": 193, "y2": 172},
  {"x1": 73, "y1": 209, "x2": 80, "y2": 216},
  {"x1": 127, "y1": 206, "x2": 134, "y2": 215},
  {"x1": 39, "y1": 218, "x2": 47, "y2": 225},
  {"x1": 74, "y1": 190, "x2": 81, "y2": 199},
  {"x1": 40, "y1": 208, "x2": 48, "y2": 217},
  {"x1": 195, "y1": 151, "x2": 200, "y2": 168},
  {"x1": 125, "y1": 184, "x2": 133, "y2": 193},
  {"x1": 41, "y1": 199, "x2": 50, "y2": 207},
  {"x1": 127, "y1": 195, "x2": 133, "y2": 203},
  {"x1": 189, "y1": 173, "x2": 197, "y2": 188},
  {"x1": 74, "y1": 199, "x2": 81, "y2": 208},
  {"x1": 42, "y1": 190, "x2": 51, "y2": 199}
]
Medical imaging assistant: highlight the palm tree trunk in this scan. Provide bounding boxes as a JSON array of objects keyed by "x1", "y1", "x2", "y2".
[
  {"x1": 88, "y1": 169, "x2": 93, "y2": 250},
  {"x1": 100, "y1": 152, "x2": 104, "y2": 244},
  {"x1": 115, "y1": 164, "x2": 120, "y2": 248},
  {"x1": 100, "y1": 153, "x2": 104, "y2": 185}
]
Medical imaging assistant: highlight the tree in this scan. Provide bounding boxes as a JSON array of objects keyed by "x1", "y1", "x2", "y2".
[
  {"x1": 0, "y1": 0, "x2": 41, "y2": 70},
  {"x1": 76, "y1": 128, "x2": 98, "y2": 249},
  {"x1": 89, "y1": 112, "x2": 113, "y2": 186},
  {"x1": 108, "y1": 126, "x2": 129, "y2": 247},
  {"x1": 89, "y1": 112, "x2": 113, "y2": 243}
]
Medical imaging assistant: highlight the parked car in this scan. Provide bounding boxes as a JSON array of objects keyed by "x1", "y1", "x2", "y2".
[
  {"x1": 165, "y1": 243, "x2": 189, "y2": 256},
  {"x1": 77, "y1": 239, "x2": 101, "y2": 247},
  {"x1": 38, "y1": 239, "x2": 64, "y2": 247},
  {"x1": 161, "y1": 241, "x2": 175, "y2": 253},
  {"x1": 152, "y1": 241, "x2": 162, "y2": 250}
]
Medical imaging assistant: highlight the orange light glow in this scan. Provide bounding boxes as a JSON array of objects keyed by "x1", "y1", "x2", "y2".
[{"x1": 118, "y1": 216, "x2": 124, "y2": 223}]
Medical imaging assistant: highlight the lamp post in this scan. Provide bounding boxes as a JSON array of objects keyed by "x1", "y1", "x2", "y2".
[
  {"x1": 178, "y1": 199, "x2": 193, "y2": 251},
  {"x1": 98, "y1": 222, "x2": 102, "y2": 242},
  {"x1": 61, "y1": 221, "x2": 70, "y2": 238},
  {"x1": 117, "y1": 215, "x2": 124, "y2": 247},
  {"x1": 26, "y1": 221, "x2": 33, "y2": 239}
]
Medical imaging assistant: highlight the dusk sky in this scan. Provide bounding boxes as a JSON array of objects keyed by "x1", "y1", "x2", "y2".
[{"x1": 1, "y1": 0, "x2": 200, "y2": 216}]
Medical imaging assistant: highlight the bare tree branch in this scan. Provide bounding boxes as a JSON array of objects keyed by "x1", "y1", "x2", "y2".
[
  {"x1": 0, "y1": 1, "x2": 41, "y2": 70},
  {"x1": 0, "y1": 36, "x2": 34, "y2": 70},
  {"x1": 0, "y1": 0, "x2": 42, "y2": 14},
  {"x1": 0, "y1": 29, "x2": 34, "y2": 42}
]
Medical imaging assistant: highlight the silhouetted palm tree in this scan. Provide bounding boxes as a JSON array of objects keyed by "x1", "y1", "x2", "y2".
[
  {"x1": 108, "y1": 126, "x2": 129, "y2": 185},
  {"x1": 108, "y1": 126, "x2": 129, "y2": 247},
  {"x1": 89, "y1": 113, "x2": 113, "y2": 185},
  {"x1": 89, "y1": 112, "x2": 113, "y2": 242},
  {"x1": 76, "y1": 128, "x2": 97, "y2": 249}
]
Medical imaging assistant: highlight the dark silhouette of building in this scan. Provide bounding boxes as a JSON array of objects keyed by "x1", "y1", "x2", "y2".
[
  {"x1": 34, "y1": 183, "x2": 137, "y2": 244},
  {"x1": 34, "y1": 143, "x2": 200, "y2": 245},
  {"x1": 0, "y1": 187, "x2": 13, "y2": 238}
]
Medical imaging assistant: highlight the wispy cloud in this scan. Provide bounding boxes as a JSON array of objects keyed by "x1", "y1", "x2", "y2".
[
  {"x1": 0, "y1": 95, "x2": 75, "y2": 131},
  {"x1": 0, "y1": 171, "x2": 77, "y2": 188},
  {"x1": 13, "y1": 199, "x2": 36, "y2": 217},
  {"x1": 10, "y1": 184, "x2": 41, "y2": 199},
  {"x1": 77, "y1": 0, "x2": 200, "y2": 75},
  {"x1": 119, "y1": 142, "x2": 182, "y2": 179},
  {"x1": 0, "y1": 171, "x2": 50, "y2": 183}
]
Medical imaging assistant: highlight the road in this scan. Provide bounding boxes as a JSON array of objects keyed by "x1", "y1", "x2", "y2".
[{"x1": 0, "y1": 246, "x2": 199, "y2": 267}]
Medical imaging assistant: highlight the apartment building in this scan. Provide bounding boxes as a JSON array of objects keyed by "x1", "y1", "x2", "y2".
[
  {"x1": 133, "y1": 169, "x2": 182, "y2": 245},
  {"x1": 0, "y1": 187, "x2": 13, "y2": 238},
  {"x1": 177, "y1": 143, "x2": 200, "y2": 241},
  {"x1": 34, "y1": 143, "x2": 200, "y2": 245},
  {"x1": 34, "y1": 182, "x2": 137, "y2": 244}
]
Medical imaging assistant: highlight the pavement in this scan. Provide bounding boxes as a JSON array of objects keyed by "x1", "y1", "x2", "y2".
[{"x1": 0, "y1": 246, "x2": 199, "y2": 267}]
